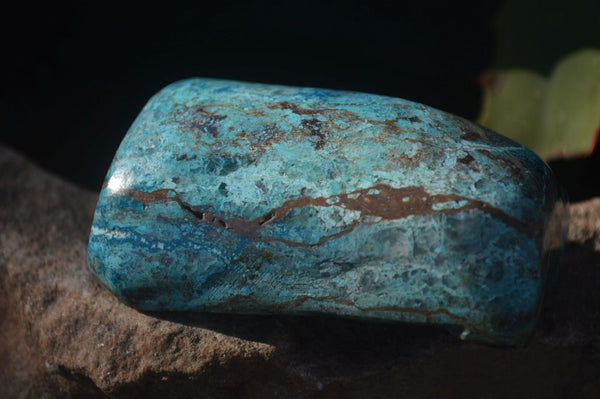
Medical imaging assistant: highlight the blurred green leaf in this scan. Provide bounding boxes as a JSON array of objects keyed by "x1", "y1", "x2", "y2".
[
  {"x1": 540, "y1": 49, "x2": 600, "y2": 157},
  {"x1": 478, "y1": 70, "x2": 546, "y2": 151},
  {"x1": 478, "y1": 49, "x2": 600, "y2": 159}
]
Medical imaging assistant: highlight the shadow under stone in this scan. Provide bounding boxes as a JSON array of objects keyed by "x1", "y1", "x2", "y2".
[
  {"x1": 111, "y1": 225, "x2": 600, "y2": 397},
  {"x1": 143, "y1": 236, "x2": 600, "y2": 362},
  {"x1": 537, "y1": 238, "x2": 600, "y2": 398},
  {"x1": 144, "y1": 310, "x2": 456, "y2": 369},
  {"x1": 538, "y1": 238, "x2": 600, "y2": 343}
]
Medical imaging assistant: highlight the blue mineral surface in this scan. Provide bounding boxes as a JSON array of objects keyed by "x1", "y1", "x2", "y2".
[{"x1": 88, "y1": 78, "x2": 568, "y2": 345}]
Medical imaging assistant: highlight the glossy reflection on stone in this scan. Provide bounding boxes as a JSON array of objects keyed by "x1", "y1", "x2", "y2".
[{"x1": 88, "y1": 78, "x2": 568, "y2": 346}]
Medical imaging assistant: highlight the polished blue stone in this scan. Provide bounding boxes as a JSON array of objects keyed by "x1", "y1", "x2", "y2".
[{"x1": 88, "y1": 78, "x2": 567, "y2": 345}]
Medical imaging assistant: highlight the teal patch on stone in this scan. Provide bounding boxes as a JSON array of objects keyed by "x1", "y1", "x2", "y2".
[{"x1": 88, "y1": 78, "x2": 568, "y2": 346}]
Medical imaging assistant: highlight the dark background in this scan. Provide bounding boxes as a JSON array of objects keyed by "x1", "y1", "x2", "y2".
[{"x1": 1, "y1": 0, "x2": 511, "y2": 190}]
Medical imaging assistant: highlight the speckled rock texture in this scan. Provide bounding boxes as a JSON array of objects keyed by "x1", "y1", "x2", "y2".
[
  {"x1": 0, "y1": 146, "x2": 599, "y2": 398},
  {"x1": 88, "y1": 79, "x2": 567, "y2": 346}
]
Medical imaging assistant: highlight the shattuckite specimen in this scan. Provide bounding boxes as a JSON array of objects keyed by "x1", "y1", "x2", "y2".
[{"x1": 88, "y1": 78, "x2": 568, "y2": 346}]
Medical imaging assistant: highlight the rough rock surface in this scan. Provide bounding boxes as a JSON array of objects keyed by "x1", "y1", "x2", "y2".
[{"x1": 1, "y1": 145, "x2": 599, "y2": 398}]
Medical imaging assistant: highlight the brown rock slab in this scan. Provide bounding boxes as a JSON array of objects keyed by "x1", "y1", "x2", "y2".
[{"x1": 1, "y1": 145, "x2": 599, "y2": 398}]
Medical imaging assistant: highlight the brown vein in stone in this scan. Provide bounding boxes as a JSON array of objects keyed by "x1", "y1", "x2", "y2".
[
  {"x1": 123, "y1": 183, "x2": 537, "y2": 249},
  {"x1": 268, "y1": 102, "x2": 323, "y2": 115},
  {"x1": 161, "y1": 101, "x2": 418, "y2": 154},
  {"x1": 314, "y1": 299, "x2": 465, "y2": 325},
  {"x1": 214, "y1": 292, "x2": 469, "y2": 326},
  {"x1": 286, "y1": 294, "x2": 467, "y2": 323},
  {"x1": 249, "y1": 184, "x2": 536, "y2": 237},
  {"x1": 268, "y1": 101, "x2": 407, "y2": 135}
]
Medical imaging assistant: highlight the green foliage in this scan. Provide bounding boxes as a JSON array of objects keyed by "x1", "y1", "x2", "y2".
[
  {"x1": 479, "y1": 49, "x2": 600, "y2": 159},
  {"x1": 478, "y1": 0, "x2": 600, "y2": 159}
]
